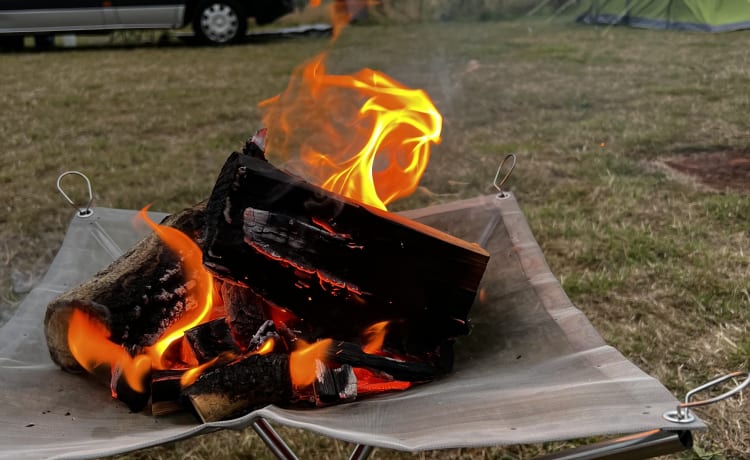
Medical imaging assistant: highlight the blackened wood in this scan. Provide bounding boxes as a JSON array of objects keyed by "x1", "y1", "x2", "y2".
[
  {"x1": 183, "y1": 353, "x2": 292, "y2": 422},
  {"x1": 202, "y1": 154, "x2": 489, "y2": 353},
  {"x1": 44, "y1": 202, "x2": 206, "y2": 373},
  {"x1": 220, "y1": 283, "x2": 269, "y2": 350},
  {"x1": 329, "y1": 341, "x2": 437, "y2": 382},
  {"x1": 313, "y1": 362, "x2": 357, "y2": 406},
  {"x1": 111, "y1": 364, "x2": 151, "y2": 413},
  {"x1": 151, "y1": 369, "x2": 186, "y2": 416},
  {"x1": 183, "y1": 318, "x2": 240, "y2": 363}
]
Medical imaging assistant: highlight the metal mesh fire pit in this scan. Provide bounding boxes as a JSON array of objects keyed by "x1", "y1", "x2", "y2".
[{"x1": 0, "y1": 192, "x2": 704, "y2": 460}]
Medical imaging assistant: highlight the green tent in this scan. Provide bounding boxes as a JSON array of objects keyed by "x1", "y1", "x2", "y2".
[{"x1": 577, "y1": 0, "x2": 750, "y2": 32}]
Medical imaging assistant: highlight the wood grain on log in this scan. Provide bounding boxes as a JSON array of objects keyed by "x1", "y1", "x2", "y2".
[
  {"x1": 44, "y1": 202, "x2": 206, "y2": 372},
  {"x1": 184, "y1": 353, "x2": 291, "y2": 422}
]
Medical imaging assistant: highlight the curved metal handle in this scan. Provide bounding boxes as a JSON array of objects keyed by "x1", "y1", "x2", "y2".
[
  {"x1": 493, "y1": 154, "x2": 517, "y2": 199},
  {"x1": 56, "y1": 171, "x2": 94, "y2": 218},
  {"x1": 663, "y1": 371, "x2": 750, "y2": 423}
]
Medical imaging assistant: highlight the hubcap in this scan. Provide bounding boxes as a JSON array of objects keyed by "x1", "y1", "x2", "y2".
[{"x1": 200, "y1": 3, "x2": 239, "y2": 43}]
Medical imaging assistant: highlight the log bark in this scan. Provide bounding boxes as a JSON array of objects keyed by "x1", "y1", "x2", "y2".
[
  {"x1": 150, "y1": 369, "x2": 186, "y2": 416},
  {"x1": 44, "y1": 202, "x2": 207, "y2": 372},
  {"x1": 202, "y1": 153, "x2": 489, "y2": 355},
  {"x1": 183, "y1": 318, "x2": 241, "y2": 363},
  {"x1": 183, "y1": 353, "x2": 292, "y2": 422}
]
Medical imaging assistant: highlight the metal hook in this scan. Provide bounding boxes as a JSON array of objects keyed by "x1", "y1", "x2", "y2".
[
  {"x1": 663, "y1": 371, "x2": 750, "y2": 424},
  {"x1": 493, "y1": 154, "x2": 517, "y2": 199},
  {"x1": 56, "y1": 171, "x2": 94, "y2": 218}
]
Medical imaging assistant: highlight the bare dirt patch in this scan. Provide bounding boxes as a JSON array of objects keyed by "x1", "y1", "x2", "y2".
[{"x1": 663, "y1": 151, "x2": 750, "y2": 194}]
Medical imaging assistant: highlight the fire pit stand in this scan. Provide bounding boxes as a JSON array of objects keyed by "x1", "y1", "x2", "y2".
[{"x1": 0, "y1": 189, "x2": 706, "y2": 460}]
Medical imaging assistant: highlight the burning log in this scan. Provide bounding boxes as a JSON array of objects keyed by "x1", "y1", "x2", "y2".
[
  {"x1": 184, "y1": 353, "x2": 292, "y2": 423},
  {"x1": 202, "y1": 153, "x2": 489, "y2": 356},
  {"x1": 44, "y1": 203, "x2": 207, "y2": 373},
  {"x1": 328, "y1": 341, "x2": 437, "y2": 382},
  {"x1": 150, "y1": 369, "x2": 187, "y2": 416},
  {"x1": 43, "y1": 131, "x2": 490, "y2": 421},
  {"x1": 184, "y1": 318, "x2": 241, "y2": 363}
]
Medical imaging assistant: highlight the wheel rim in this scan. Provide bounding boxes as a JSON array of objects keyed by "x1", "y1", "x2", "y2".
[{"x1": 200, "y1": 3, "x2": 239, "y2": 43}]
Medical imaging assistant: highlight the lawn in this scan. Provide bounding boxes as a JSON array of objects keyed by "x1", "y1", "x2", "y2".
[{"x1": 1, "y1": 12, "x2": 749, "y2": 460}]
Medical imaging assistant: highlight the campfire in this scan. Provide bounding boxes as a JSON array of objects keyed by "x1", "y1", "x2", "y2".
[{"x1": 43, "y1": 56, "x2": 490, "y2": 423}]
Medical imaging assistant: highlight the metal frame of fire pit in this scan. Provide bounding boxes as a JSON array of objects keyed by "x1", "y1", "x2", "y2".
[
  {"x1": 0, "y1": 192, "x2": 711, "y2": 460},
  {"x1": 250, "y1": 417, "x2": 692, "y2": 460}
]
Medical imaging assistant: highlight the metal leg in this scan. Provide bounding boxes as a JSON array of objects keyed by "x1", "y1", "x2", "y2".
[
  {"x1": 251, "y1": 418, "x2": 298, "y2": 460},
  {"x1": 532, "y1": 429, "x2": 692, "y2": 460},
  {"x1": 348, "y1": 444, "x2": 374, "y2": 460},
  {"x1": 251, "y1": 418, "x2": 690, "y2": 460}
]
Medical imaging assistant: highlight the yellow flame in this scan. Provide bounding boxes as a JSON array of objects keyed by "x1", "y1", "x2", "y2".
[
  {"x1": 260, "y1": 54, "x2": 442, "y2": 211},
  {"x1": 138, "y1": 207, "x2": 214, "y2": 369}
]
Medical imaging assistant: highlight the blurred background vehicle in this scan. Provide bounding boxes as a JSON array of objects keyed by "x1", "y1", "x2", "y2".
[{"x1": 0, "y1": 0, "x2": 294, "y2": 49}]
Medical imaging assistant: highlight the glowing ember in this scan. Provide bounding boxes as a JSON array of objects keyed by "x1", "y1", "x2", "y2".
[
  {"x1": 289, "y1": 339, "x2": 333, "y2": 389},
  {"x1": 260, "y1": 54, "x2": 442, "y2": 211},
  {"x1": 354, "y1": 368, "x2": 411, "y2": 395}
]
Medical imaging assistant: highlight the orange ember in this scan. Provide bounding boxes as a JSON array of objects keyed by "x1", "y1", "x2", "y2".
[
  {"x1": 354, "y1": 368, "x2": 411, "y2": 395},
  {"x1": 289, "y1": 338, "x2": 333, "y2": 389},
  {"x1": 260, "y1": 54, "x2": 442, "y2": 211}
]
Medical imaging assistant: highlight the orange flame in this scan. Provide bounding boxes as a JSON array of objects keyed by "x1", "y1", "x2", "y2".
[
  {"x1": 67, "y1": 309, "x2": 152, "y2": 394},
  {"x1": 289, "y1": 338, "x2": 333, "y2": 389},
  {"x1": 138, "y1": 207, "x2": 214, "y2": 369},
  {"x1": 260, "y1": 54, "x2": 442, "y2": 211},
  {"x1": 67, "y1": 207, "x2": 215, "y2": 396},
  {"x1": 361, "y1": 320, "x2": 389, "y2": 354}
]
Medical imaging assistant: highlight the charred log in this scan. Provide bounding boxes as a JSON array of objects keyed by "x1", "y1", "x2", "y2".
[
  {"x1": 183, "y1": 353, "x2": 292, "y2": 422},
  {"x1": 202, "y1": 154, "x2": 489, "y2": 355},
  {"x1": 150, "y1": 369, "x2": 187, "y2": 416},
  {"x1": 329, "y1": 341, "x2": 437, "y2": 382},
  {"x1": 44, "y1": 202, "x2": 206, "y2": 372},
  {"x1": 313, "y1": 362, "x2": 357, "y2": 406},
  {"x1": 183, "y1": 318, "x2": 241, "y2": 363}
]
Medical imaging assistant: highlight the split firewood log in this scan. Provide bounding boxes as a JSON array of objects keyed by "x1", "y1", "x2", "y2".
[{"x1": 44, "y1": 202, "x2": 207, "y2": 373}]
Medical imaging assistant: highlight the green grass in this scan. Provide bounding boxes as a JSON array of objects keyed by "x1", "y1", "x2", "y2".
[{"x1": 2, "y1": 15, "x2": 750, "y2": 460}]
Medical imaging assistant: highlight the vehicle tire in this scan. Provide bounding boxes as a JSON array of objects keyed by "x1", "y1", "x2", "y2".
[
  {"x1": 192, "y1": 1, "x2": 246, "y2": 45},
  {"x1": 0, "y1": 35, "x2": 24, "y2": 52},
  {"x1": 34, "y1": 34, "x2": 55, "y2": 50}
]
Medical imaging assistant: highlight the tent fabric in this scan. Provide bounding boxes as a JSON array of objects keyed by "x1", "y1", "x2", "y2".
[
  {"x1": 577, "y1": 0, "x2": 750, "y2": 32},
  {"x1": 0, "y1": 195, "x2": 704, "y2": 460}
]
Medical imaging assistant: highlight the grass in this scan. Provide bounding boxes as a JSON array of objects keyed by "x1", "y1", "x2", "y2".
[{"x1": 2, "y1": 12, "x2": 750, "y2": 460}]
